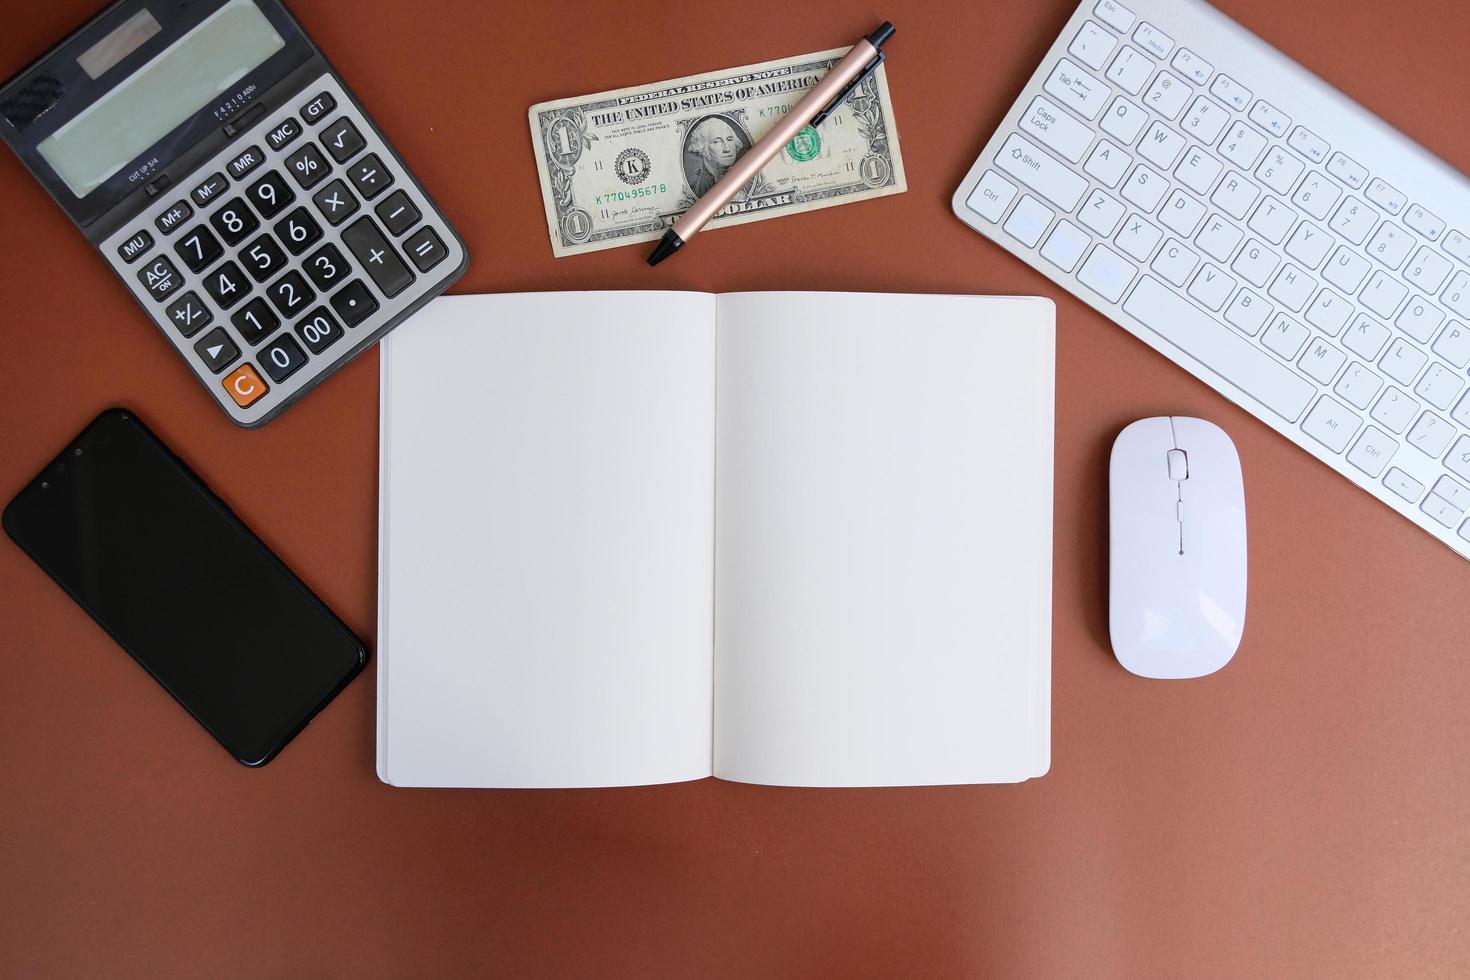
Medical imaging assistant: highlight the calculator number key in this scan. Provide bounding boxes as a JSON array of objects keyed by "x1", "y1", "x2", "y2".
[
  {"x1": 241, "y1": 234, "x2": 288, "y2": 283},
  {"x1": 274, "y1": 207, "x2": 323, "y2": 255},
  {"x1": 259, "y1": 334, "x2": 309, "y2": 383},
  {"x1": 330, "y1": 279, "x2": 380, "y2": 327},
  {"x1": 322, "y1": 118, "x2": 366, "y2": 163},
  {"x1": 348, "y1": 153, "x2": 393, "y2": 200},
  {"x1": 341, "y1": 217, "x2": 414, "y2": 298},
  {"x1": 246, "y1": 170, "x2": 295, "y2": 219},
  {"x1": 203, "y1": 260, "x2": 252, "y2": 310},
  {"x1": 173, "y1": 224, "x2": 223, "y2": 273},
  {"x1": 285, "y1": 143, "x2": 330, "y2": 189},
  {"x1": 165, "y1": 291, "x2": 212, "y2": 337},
  {"x1": 312, "y1": 179, "x2": 360, "y2": 225},
  {"x1": 403, "y1": 226, "x2": 448, "y2": 272},
  {"x1": 375, "y1": 190, "x2": 421, "y2": 236},
  {"x1": 266, "y1": 270, "x2": 315, "y2": 318},
  {"x1": 209, "y1": 198, "x2": 261, "y2": 247},
  {"x1": 295, "y1": 307, "x2": 344, "y2": 354},
  {"x1": 304, "y1": 244, "x2": 349, "y2": 290},
  {"x1": 138, "y1": 255, "x2": 183, "y2": 301},
  {"x1": 231, "y1": 296, "x2": 280, "y2": 345}
]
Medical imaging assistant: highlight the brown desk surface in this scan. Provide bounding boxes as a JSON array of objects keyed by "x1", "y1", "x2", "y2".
[{"x1": 3, "y1": 1, "x2": 1468, "y2": 976}]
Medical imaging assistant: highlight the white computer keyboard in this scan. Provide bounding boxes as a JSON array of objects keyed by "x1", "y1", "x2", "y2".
[{"x1": 952, "y1": 0, "x2": 1470, "y2": 560}]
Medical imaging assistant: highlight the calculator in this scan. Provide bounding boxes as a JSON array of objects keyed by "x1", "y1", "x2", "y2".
[{"x1": 0, "y1": 0, "x2": 467, "y2": 427}]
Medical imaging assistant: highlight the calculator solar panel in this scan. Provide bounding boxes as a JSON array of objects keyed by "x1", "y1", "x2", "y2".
[{"x1": 0, "y1": 0, "x2": 467, "y2": 427}]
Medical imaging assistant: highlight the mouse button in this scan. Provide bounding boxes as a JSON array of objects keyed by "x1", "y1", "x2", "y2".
[{"x1": 1167, "y1": 448, "x2": 1189, "y2": 481}]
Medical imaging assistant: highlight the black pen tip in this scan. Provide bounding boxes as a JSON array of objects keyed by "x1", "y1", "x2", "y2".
[
  {"x1": 866, "y1": 22, "x2": 895, "y2": 49},
  {"x1": 647, "y1": 229, "x2": 685, "y2": 267}
]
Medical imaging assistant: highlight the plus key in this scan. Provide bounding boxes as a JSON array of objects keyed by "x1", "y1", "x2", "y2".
[{"x1": 340, "y1": 216, "x2": 413, "y2": 298}]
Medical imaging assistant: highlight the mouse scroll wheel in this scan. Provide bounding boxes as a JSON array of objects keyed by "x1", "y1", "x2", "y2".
[{"x1": 1167, "y1": 449, "x2": 1189, "y2": 481}]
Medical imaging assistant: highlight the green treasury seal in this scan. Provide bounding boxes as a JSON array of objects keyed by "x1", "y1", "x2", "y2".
[{"x1": 786, "y1": 125, "x2": 821, "y2": 163}]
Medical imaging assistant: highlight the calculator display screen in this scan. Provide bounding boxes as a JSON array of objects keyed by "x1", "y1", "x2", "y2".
[{"x1": 37, "y1": 0, "x2": 285, "y2": 198}]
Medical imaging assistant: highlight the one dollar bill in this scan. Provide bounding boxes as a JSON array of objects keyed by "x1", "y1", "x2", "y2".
[{"x1": 528, "y1": 47, "x2": 906, "y2": 257}]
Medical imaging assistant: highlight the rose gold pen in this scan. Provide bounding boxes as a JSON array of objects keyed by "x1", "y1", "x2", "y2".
[{"x1": 647, "y1": 22, "x2": 895, "y2": 266}]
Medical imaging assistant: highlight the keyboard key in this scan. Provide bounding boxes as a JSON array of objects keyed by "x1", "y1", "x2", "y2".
[
  {"x1": 1383, "y1": 467, "x2": 1424, "y2": 502},
  {"x1": 996, "y1": 134, "x2": 1087, "y2": 211},
  {"x1": 1291, "y1": 172, "x2": 1340, "y2": 221},
  {"x1": 1069, "y1": 21, "x2": 1117, "y2": 71},
  {"x1": 1115, "y1": 213, "x2": 1162, "y2": 260},
  {"x1": 240, "y1": 234, "x2": 288, "y2": 283},
  {"x1": 137, "y1": 255, "x2": 182, "y2": 301},
  {"x1": 1261, "y1": 313, "x2": 1309, "y2": 359},
  {"x1": 203, "y1": 260, "x2": 251, "y2": 309},
  {"x1": 1210, "y1": 74, "x2": 1251, "y2": 112},
  {"x1": 1003, "y1": 194, "x2": 1054, "y2": 247},
  {"x1": 1121, "y1": 164, "x2": 1168, "y2": 211},
  {"x1": 300, "y1": 91, "x2": 337, "y2": 126},
  {"x1": 1298, "y1": 337, "x2": 1346, "y2": 383},
  {"x1": 264, "y1": 116, "x2": 302, "y2": 152},
  {"x1": 294, "y1": 308, "x2": 344, "y2": 355},
  {"x1": 1105, "y1": 47, "x2": 1152, "y2": 96},
  {"x1": 1143, "y1": 71, "x2": 1189, "y2": 119},
  {"x1": 259, "y1": 333, "x2": 309, "y2": 383},
  {"x1": 403, "y1": 226, "x2": 449, "y2": 273},
  {"x1": 330, "y1": 279, "x2": 379, "y2": 327},
  {"x1": 274, "y1": 207, "x2": 323, "y2": 255},
  {"x1": 1284, "y1": 222, "x2": 1331, "y2": 269},
  {"x1": 1077, "y1": 244, "x2": 1136, "y2": 302},
  {"x1": 342, "y1": 216, "x2": 415, "y2": 298},
  {"x1": 1041, "y1": 220, "x2": 1091, "y2": 272},
  {"x1": 1160, "y1": 191, "x2": 1205, "y2": 236},
  {"x1": 1396, "y1": 297, "x2": 1444, "y2": 344},
  {"x1": 1044, "y1": 60, "x2": 1107, "y2": 120},
  {"x1": 1224, "y1": 287, "x2": 1271, "y2": 335},
  {"x1": 209, "y1": 198, "x2": 259, "y2": 247},
  {"x1": 966, "y1": 169, "x2": 1017, "y2": 222},
  {"x1": 1211, "y1": 171, "x2": 1259, "y2": 220},
  {"x1": 226, "y1": 145, "x2": 265, "y2": 181},
  {"x1": 1188, "y1": 264, "x2": 1236, "y2": 312},
  {"x1": 190, "y1": 172, "x2": 228, "y2": 208},
  {"x1": 348, "y1": 152, "x2": 394, "y2": 200},
  {"x1": 1021, "y1": 97, "x2": 1094, "y2": 163},
  {"x1": 1084, "y1": 140, "x2": 1131, "y2": 187},
  {"x1": 1407, "y1": 411, "x2": 1454, "y2": 457},
  {"x1": 1231, "y1": 239, "x2": 1279, "y2": 287},
  {"x1": 1432, "y1": 477, "x2": 1470, "y2": 512},
  {"x1": 1287, "y1": 127, "x2": 1329, "y2": 166},
  {"x1": 1304, "y1": 288, "x2": 1352, "y2": 336},
  {"x1": 1334, "y1": 362, "x2": 1382, "y2": 409},
  {"x1": 1123, "y1": 277, "x2": 1315, "y2": 420},
  {"x1": 304, "y1": 244, "x2": 350, "y2": 291},
  {"x1": 1447, "y1": 437, "x2": 1470, "y2": 482},
  {"x1": 1323, "y1": 247, "x2": 1371, "y2": 293},
  {"x1": 1171, "y1": 49, "x2": 1212, "y2": 86},
  {"x1": 321, "y1": 117, "x2": 366, "y2": 162},
  {"x1": 1139, "y1": 122, "x2": 1186, "y2": 168},
  {"x1": 1380, "y1": 338, "x2": 1427, "y2": 385},
  {"x1": 1248, "y1": 197, "x2": 1296, "y2": 245},
  {"x1": 223, "y1": 363, "x2": 268, "y2": 408},
  {"x1": 1132, "y1": 23, "x2": 1173, "y2": 60},
  {"x1": 1364, "y1": 178, "x2": 1405, "y2": 215},
  {"x1": 1344, "y1": 315, "x2": 1391, "y2": 360},
  {"x1": 154, "y1": 200, "x2": 193, "y2": 236},
  {"x1": 266, "y1": 271, "x2": 314, "y2": 319},
  {"x1": 1301, "y1": 395, "x2": 1360, "y2": 453},
  {"x1": 1094, "y1": 0, "x2": 1135, "y2": 33},
  {"x1": 1421, "y1": 492, "x2": 1463, "y2": 528},
  {"x1": 1371, "y1": 387, "x2": 1419, "y2": 433},
  {"x1": 231, "y1": 296, "x2": 280, "y2": 345},
  {"x1": 1346, "y1": 426, "x2": 1397, "y2": 477},
  {"x1": 285, "y1": 143, "x2": 330, "y2": 189},
  {"x1": 1404, "y1": 204, "x2": 1444, "y2": 242},
  {"x1": 1180, "y1": 97, "x2": 1227, "y2": 144},
  {"x1": 1080, "y1": 189, "x2": 1127, "y2": 236},
  {"x1": 1151, "y1": 238, "x2": 1198, "y2": 287},
  {"x1": 1414, "y1": 362, "x2": 1462, "y2": 410},
  {"x1": 1195, "y1": 215, "x2": 1243, "y2": 262},
  {"x1": 173, "y1": 224, "x2": 223, "y2": 273},
  {"x1": 1248, "y1": 100, "x2": 1291, "y2": 139},
  {"x1": 1443, "y1": 271, "x2": 1470, "y2": 318},
  {"x1": 245, "y1": 170, "x2": 295, "y2": 220},
  {"x1": 1324, "y1": 152, "x2": 1367, "y2": 191},
  {"x1": 1221, "y1": 123, "x2": 1268, "y2": 171},
  {"x1": 312, "y1": 178, "x2": 361, "y2": 225},
  {"x1": 1360, "y1": 271, "x2": 1407, "y2": 319},
  {"x1": 1405, "y1": 247, "x2": 1452, "y2": 293},
  {"x1": 193, "y1": 327, "x2": 240, "y2": 374},
  {"x1": 1454, "y1": 391, "x2": 1470, "y2": 428},
  {"x1": 1444, "y1": 230, "x2": 1470, "y2": 265},
  {"x1": 1366, "y1": 222, "x2": 1413, "y2": 269},
  {"x1": 1175, "y1": 147, "x2": 1222, "y2": 195},
  {"x1": 165, "y1": 291, "x2": 212, "y2": 337},
  {"x1": 1432, "y1": 320, "x2": 1470, "y2": 368},
  {"x1": 1255, "y1": 145, "x2": 1304, "y2": 195},
  {"x1": 1268, "y1": 265, "x2": 1316, "y2": 312},
  {"x1": 1101, "y1": 95, "x2": 1149, "y2": 143},
  {"x1": 1328, "y1": 197, "x2": 1377, "y2": 245}
]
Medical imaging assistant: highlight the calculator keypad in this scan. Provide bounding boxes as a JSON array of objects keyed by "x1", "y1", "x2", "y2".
[{"x1": 104, "y1": 73, "x2": 465, "y2": 426}]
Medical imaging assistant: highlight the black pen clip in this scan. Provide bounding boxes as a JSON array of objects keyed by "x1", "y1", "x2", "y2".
[{"x1": 811, "y1": 51, "x2": 885, "y2": 128}]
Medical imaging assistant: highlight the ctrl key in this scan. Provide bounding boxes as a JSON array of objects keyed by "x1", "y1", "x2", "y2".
[{"x1": 965, "y1": 170, "x2": 1017, "y2": 223}]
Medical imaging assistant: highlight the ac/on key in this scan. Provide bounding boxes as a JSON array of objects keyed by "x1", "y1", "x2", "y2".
[{"x1": 341, "y1": 217, "x2": 413, "y2": 297}]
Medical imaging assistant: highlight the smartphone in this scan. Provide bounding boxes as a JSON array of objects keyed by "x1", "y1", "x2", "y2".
[{"x1": 3, "y1": 408, "x2": 366, "y2": 766}]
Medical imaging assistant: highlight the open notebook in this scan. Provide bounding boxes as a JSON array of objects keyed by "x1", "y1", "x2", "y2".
[{"x1": 377, "y1": 292, "x2": 1054, "y2": 788}]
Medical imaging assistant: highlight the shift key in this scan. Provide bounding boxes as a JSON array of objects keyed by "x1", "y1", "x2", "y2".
[
  {"x1": 341, "y1": 216, "x2": 414, "y2": 298},
  {"x1": 996, "y1": 133, "x2": 1087, "y2": 211}
]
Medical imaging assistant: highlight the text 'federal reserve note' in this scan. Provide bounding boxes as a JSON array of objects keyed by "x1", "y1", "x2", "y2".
[{"x1": 528, "y1": 47, "x2": 906, "y2": 258}]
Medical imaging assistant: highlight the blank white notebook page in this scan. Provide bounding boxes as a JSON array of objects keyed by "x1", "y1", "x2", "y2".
[
  {"x1": 712, "y1": 293, "x2": 1054, "y2": 786},
  {"x1": 378, "y1": 292, "x2": 717, "y2": 788}
]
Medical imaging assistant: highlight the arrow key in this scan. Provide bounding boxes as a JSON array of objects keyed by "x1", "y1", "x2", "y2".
[{"x1": 193, "y1": 327, "x2": 241, "y2": 374}]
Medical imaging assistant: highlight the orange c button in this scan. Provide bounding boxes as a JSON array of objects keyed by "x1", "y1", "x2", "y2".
[{"x1": 224, "y1": 363, "x2": 269, "y2": 408}]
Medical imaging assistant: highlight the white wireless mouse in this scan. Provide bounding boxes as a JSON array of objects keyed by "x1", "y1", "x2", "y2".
[{"x1": 1109, "y1": 417, "x2": 1247, "y2": 679}]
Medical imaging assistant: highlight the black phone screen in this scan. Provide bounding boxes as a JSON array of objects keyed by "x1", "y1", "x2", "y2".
[{"x1": 3, "y1": 409, "x2": 365, "y2": 766}]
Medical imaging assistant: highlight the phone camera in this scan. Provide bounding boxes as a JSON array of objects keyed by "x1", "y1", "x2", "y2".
[
  {"x1": 41, "y1": 481, "x2": 50, "y2": 490},
  {"x1": 73, "y1": 447, "x2": 83, "y2": 457}
]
